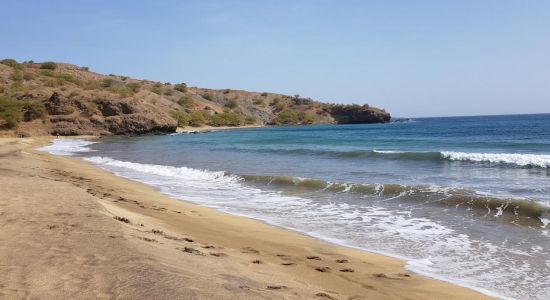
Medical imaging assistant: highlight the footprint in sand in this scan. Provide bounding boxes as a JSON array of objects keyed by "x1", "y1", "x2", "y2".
[
  {"x1": 267, "y1": 285, "x2": 287, "y2": 290},
  {"x1": 181, "y1": 247, "x2": 203, "y2": 256},
  {"x1": 339, "y1": 268, "x2": 354, "y2": 273},
  {"x1": 315, "y1": 292, "x2": 338, "y2": 300},
  {"x1": 315, "y1": 266, "x2": 331, "y2": 272},
  {"x1": 241, "y1": 247, "x2": 260, "y2": 254},
  {"x1": 306, "y1": 255, "x2": 321, "y2": 260}
]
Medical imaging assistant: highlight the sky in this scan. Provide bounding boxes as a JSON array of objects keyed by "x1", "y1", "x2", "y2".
[{"x1": 1, "y1": 0, "x2": 549, "y2": 117}]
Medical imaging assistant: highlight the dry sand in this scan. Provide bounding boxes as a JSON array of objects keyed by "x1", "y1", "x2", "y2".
[{"x1": 0, "y1": 137, "x2": 492, "y2": 299}]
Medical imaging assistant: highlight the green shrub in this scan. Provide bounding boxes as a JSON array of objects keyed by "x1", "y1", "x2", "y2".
[
  {"x1": 202, "y1": 93, "x2": 213, "y2": 101},
  {"x1": 292, "y1": 97, "x2": 314, "y2": 106},
  {"x1": 163, "y1": 88, "x2": 173, "y2": 96},
  {"x1": 174, "y1": 83, "x2": 187, "y2": 93},
  {"x1": 271, "y1": 98, "x2": 282, "y2": 106},
  {"x1": 275, "y1": 101, "x2": 286, "y2": 111},
  {"x1": 253, "y1": 98, "x2": 264, "y2": 106},
  {"x1": 101, "y1": 78, "x2": 115, "y2": 88},
  {"x1": 178, "y1": 96, "x2": 195, "y2": 108},
  {"x1": 189, "y1": 111, "x2": 208, "y2": 127},
  {"x1": 21, "y1": 101, "x2": 46, "y2": 121},
  {"x1": 151, "y1": 83, "x2": 163, "y2": 95},
  {"x1": 111, "y1": 87, "x2": 132, "y2": 98},
  {"x1": 40, "y1": 62, "x2": 57, "y2": 70},
  {"x1": 224, "y1": 98, "x2": 238, "y2": 109},
  {"x1": 1, "y1": 59, "x2": 20, "y2": 68},
  {"x1": 0, "y1": 96, "x2": 23, "y2": 128},
  {"x1": 39, "y1": 71, "x2": 82, "y2": 86},
  {"x1": 169, "y1": 111, "x2": 192, "y2": 127},
  {"x1": 271, "y1": 109, "x2": 297, "y2": 125},
  {"x1": 209, "y1": 112, "x2": 243, "y2": 127}
]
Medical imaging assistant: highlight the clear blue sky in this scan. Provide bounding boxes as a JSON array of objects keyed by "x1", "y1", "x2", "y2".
[{"x1": 2, "y1": 0, "x2": 549, "y2": 117}]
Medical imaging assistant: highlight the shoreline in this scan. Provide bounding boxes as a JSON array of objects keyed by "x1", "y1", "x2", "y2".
[
  {"x1": 0, "y1": 137, "x2": 493, "y2": 299},
  {"x1": 176, "y1": 124, "x2": 267, "y2": 133}
]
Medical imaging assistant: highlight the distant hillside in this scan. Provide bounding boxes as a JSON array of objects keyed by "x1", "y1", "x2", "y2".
[{"x1": 0, "y1": 59, "x2": 390, "y2": 136}]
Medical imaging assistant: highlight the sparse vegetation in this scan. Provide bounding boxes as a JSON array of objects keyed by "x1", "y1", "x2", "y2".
[
  {"x1": 292, "y1": 97, "x2": 314, "y2": 106},
  {"x1": 170, "y1": 110, "x2": 192, "y2": 126},
  {"x1": 202, "y1": 93, "x2": 213, "y2": 101},
  {"x1": 9, "y1": 70, "x2": 24, "y2": 82},
  {"x1": 271, "y1": 108, "x2": 315, "y2": 125},
  {"x1": 0, "y1": 96, "x2": 23, "y2": 128},
  {"x1": 253, "y1": 98, "x2": 265, "y2": 106},
  {"x1": 21, "y1": 101, "x2": 46, "y2": 121},
  {"x1": 244, "y1": 116, "x2": 257, "y2": 124},
  {"x1": 1, "y1": 59, "x2": 22, "y2": 69},
  {"x1": 0, "y1": 58, "x2": 390, "y2": 134},
  {"x1": 178, "y1": 96, "x2": 195, "y2": 109},
  {"x1": 0, "y1": 97, "x2": 46, "y2": 128},
  {"x1": 151, "y1": 83, "x2": 163, "y2": 95},
  {"x1": 189, "y1": 111, "x2": 208, "y2": 126},
  {"x1": 170, "y1": 110, "x2": 244, "y2": 127},
  {"x1": 126, "y1": 82, "x2": 141, "y2": 93},
  {"x1": 40, "y1": 62, "x2": 57, "y2": 70},
  {"x1": 40, "y1": 71, "x2": 83, "y2": 86},
  {"x1": 224, "y1": 98, "x2": 238, "y2": 109},
  {"x1": 209, "y1": 112, "x2": 242, "y2": 126},
  {"x1": 101, "y1": 78, "x2": 115, "y2": 88},
  {"x1": 174, "y1": 83, "x2": 187, "y2": 93},
  {"x1": 23, "y1": 72, "x2": 36, "y2": 81}
]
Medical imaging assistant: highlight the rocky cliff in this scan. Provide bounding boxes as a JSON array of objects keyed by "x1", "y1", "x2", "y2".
[
  {"x1": 0, "y1": 59, "x2": 390, "y2": 136},
  {"x1": 329, "y1": 104, "x2": 391, "y2": 124}
]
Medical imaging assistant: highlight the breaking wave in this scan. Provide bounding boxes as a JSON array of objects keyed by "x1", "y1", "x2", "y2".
[
  {"x1": 231, "y1": 147, "x2": 550, "y2": 168},
  {"x1": 37, "y1": 139, "x2": 97, "y2": 156},
  {"x1": 240, "y1": 174, "x2": 550, "y2": 221},
  {"x1": 440, "y1": 151, "x2": 550, "y2": 168}
]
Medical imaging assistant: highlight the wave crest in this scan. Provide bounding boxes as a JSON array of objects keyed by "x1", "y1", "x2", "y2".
[{"x1": 441, "y1": 151, "x2": 550, "y2": 168}]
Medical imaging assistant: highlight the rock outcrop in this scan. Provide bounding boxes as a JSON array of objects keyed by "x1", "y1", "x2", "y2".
[
  {"x1": 46, "y1": 92, "x2": 177, "y2": 136},
  {"x1": 329, "y1": 104, "x2": 391, "y2": 124}
]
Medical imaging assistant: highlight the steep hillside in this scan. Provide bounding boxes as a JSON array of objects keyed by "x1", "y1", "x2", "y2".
[{"x1": 0, "y1": 59, "x2": 390, "y2": 136}]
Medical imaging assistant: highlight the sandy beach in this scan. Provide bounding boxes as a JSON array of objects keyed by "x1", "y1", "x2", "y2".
[{"x1": 0, "y1": 137, "x2": 492, "y2": 300}]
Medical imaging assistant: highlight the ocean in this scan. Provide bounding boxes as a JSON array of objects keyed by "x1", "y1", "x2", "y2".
[{"x1": 41, "y1": 114, "x2": 550, "y2": 299}]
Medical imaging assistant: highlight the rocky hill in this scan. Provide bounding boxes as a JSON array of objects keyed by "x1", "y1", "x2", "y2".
[{"x1": 0, "y1": 59, "x2": 390, "y2": 136}]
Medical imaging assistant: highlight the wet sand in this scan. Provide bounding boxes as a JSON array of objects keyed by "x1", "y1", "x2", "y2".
[{"x1": 0, "y1": 137, "x2": 492, "y2": 299}]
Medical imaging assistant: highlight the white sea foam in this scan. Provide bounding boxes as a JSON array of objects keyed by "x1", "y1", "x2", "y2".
[
  {"x1": 38, "y1": 139, "x2": 96, "y2": 156},
  {"x1": 81, "y1": 155, "x2": 542, "y2": 299},
  {"x1": 372, "y1": 149, "x2": 405, "y2": 154},
  {"x1": 441, "y1": 151, "x2": 550, "y2": 168},
  {"x1": 39, "y1": 139, "x2": 550, "y2": 299}
]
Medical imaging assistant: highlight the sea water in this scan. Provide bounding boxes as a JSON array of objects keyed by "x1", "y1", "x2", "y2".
[{"x1": 40, "y1": 114, "x2": 550, "y2": 299}]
